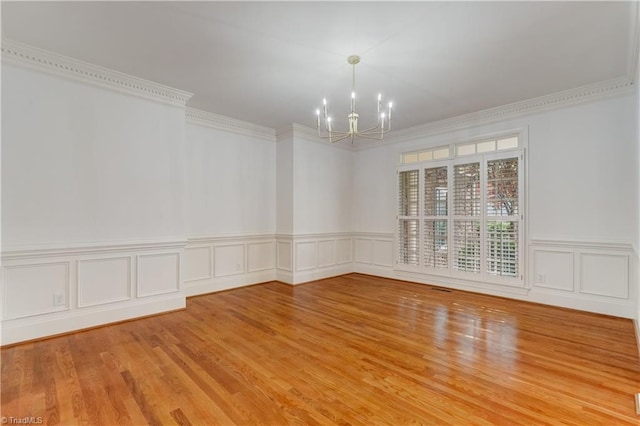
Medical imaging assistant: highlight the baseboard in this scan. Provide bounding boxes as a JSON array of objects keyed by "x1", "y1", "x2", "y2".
[
  {"x1": 1, "y1": 294, "x2": 185, "y2": 346},
  {"x1": 290, "y1": 264, "x2": 354, "y2": 285},
  {"x1": 528, "y1": 289, "x2": 635, "y2": 319},
  {"x1": 184, "y1": 270, "x2": 276, "y2": 297}
]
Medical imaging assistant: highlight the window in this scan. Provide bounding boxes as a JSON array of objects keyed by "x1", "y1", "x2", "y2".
[{"x1": 397, "y1": 135, "x2": 523, "y2": 286}]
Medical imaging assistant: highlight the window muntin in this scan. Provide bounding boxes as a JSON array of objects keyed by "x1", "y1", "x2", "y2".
[{"x1": 397, "y1": 137, "x2": 523, "y2": 285}]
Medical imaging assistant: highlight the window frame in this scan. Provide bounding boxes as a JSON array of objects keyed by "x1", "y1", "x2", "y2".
[{"x1": 395, "y1": 131, "x2": 526, "y2": 288}]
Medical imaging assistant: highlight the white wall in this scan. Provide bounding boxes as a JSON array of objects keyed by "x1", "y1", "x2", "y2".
[
  {"x1": 354, "y1": 94, "x2": 636, "y2": 239},
  {"x1": 185, "y1": 123, "x2": 275, "y2": 237},
  {"x1": 353, "y1": 93, "x2": 638, "y2": 317},
  {"x1": 276, "y1": 131, "x2": 294, "y2": 235},
  {"x1": 1, "y1": 64, "x2": 187, "y2": 344},
  {"x1": 182, "y1": 121, "x2": 277, "y2": 296},
  {"x1": 293, "y1": 136, "x2": 353, "y2": 234},
  {"x1": 2, "y1": 65, "x2": 186, "y2": 248},
  {"x1": 274, "y1": 128, "x2": 354, "y2": 284}
]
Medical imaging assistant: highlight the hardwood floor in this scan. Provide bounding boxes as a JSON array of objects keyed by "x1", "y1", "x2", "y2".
[{"x1": 2, "y1": 273, "x2": 639, "y2": 425}]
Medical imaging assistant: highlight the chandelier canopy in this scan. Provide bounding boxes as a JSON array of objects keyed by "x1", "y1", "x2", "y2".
[{"x1": 316, "y1": 55, "x2": 393, "y2": 144}]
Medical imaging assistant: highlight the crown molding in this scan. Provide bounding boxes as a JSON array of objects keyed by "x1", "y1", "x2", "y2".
[
  {"x1": 186, "y1": 107, "x2": 276, "y2": 142},
  {"x1": 355, "y1": 76, "x2": 634, "y2": 150},
  {"x1": 1, "y1": 39, "x2": 193, "y2": 108}
]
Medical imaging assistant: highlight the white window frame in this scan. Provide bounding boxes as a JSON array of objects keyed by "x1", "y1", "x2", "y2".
[{"x1": 395, "y1": 129, "x2": 527, "y2": 288}]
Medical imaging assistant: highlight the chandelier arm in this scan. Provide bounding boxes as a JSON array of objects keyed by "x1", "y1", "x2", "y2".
[
  {"x1": 350, "y1": 133, "x2": 385, "y2": 141},
  {"x1": 357, "y1": 121, "x2": 383, "y2": 134},
  {"x1": 330, "y1": 134, "x2": 353, "y2": 144}
]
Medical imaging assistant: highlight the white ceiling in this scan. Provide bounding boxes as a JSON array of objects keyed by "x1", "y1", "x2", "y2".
[{"x1": 1, "y1": 1, "x2": 636, "y2": 132}]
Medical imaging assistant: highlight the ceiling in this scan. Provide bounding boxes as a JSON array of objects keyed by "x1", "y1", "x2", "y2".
[{"x1": 2, "y1": 1, "x2": 637, "y2": 132}]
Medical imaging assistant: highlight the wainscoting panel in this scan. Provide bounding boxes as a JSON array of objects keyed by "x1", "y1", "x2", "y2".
[
  {"x1": 353, "y1": 233, "x2": 395, "y2": 277},
  {"x1": 2, "y1": 261, "x2": 70, "y2": 320},
  {"x1": 318, "y1": 240, "x2": 335, "y2": 268},
  {"x1": 277, "y1": 240, "x2": 293, "y2": 272},
  {"x1": 295, "y1": 241, "x2": 317, "y2": 272},
  {"x1": 355, "y1": 239, "x2": 373, "y2": 264},
  {"x1": 78, "y1": 256, "x2": 131, "y2": 308},
  {"x1": 532, "y1": 249, "x2": 574, "y2": 292},
  {"x1": 248, "y1": 241, "x2": 275, "y2": 273},
  {"x1": 137, "y1": 253, "x2": 180, "y2": 297},
  {"x1": 184, "y1": 246, "x2": 212, "y2": 282},
  {"x1": 579, "y1": 253, "x2": 629, "y2": 299},
  {"x1": 1, "y1": 240, "x2": 187, "y2": 345},
  {"x1": 275, "y1": 233, "x2": 355, "y2": 285},
  {"x1": 214, "y1": 244, "x2": 245, "y2": 277},
  {"x1": 528, "y1": 238, "x2": 635, "y2": 318},
  {"x1": 372, "y1": 240, "x2": 394, "y2": 267},
  {"x1": 185, "y1": 235, "x2": 276, "y2": 297},
  {"x1": 336, "y1": 239, "x2": 353, "y2": 264}
]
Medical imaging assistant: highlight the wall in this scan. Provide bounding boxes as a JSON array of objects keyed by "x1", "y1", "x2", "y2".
[
  {"x1": 276, "y1": 127, "x2": 354, "y2": 284},
  {"x1": 1, "y1": 61, "x2": 189, "y2": 345},
  {"x1": 182, "y1": 118, "x2": 277, "y2": 296},
  {"x1": 353, "y1": 93, "x2": 638, "y2": 317}
]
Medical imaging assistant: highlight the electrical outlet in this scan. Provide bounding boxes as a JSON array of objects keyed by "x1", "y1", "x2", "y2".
[
  {"x1": 536, "y1": 273, "x2": 545, "y2": 283},
  {"x1": 53, "y1": 292, "x2": 65, "y2": 306}
]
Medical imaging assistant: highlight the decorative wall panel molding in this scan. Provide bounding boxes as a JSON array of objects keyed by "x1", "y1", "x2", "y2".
[
  {"x1": 1, "y1": 241, "x2": 186, "y2": 345},
  {"x1": 528, "y1": 238, "x2": 635, "y2": 317},
  {"x1": 295, "y1": 241, "x2": 317, "y2": 272},
  {"x1": 579, "y1": 253, "x2": 629, "y2": 299},
  {"x1": 2, "y1": 261, "x2": 70, "y2": 320},
  {"x1": 186, "y1": 107, "x2": 276, "y2": 141},
  {"x1": 184, "y1": 234, "x2": 277, "y2": 297},
  {"x1": 276, "y1": 240, "x2": 293, "y2": 272},
  {"x1": 531, "y1": 249, "x2": 575, "y2": 292},
  {"x1": 335, "y1": 239, "x2": 353, "y2": 264},
  {"x1": 248, "y1": 241, "x2": 276, "y2": 273},
  {"x1": 318, "y1": 240, "x2": 336, "y2": 268},
  {"x1": 137, "y1": 253, "x2": 181, "y2": 298},
  {"x1": 184, "y1": 246, "x2": 213, "y2": 282},
  {"x1": 214, "y1": 244, "x2": 246, "y2": 278},
  {"x1": 77, "y1": 257, "x2": 131, "y2": 308},
  {"x1": 1, "y1": 39, "x2": 193, "y2": 108},
  {"x1": 273, "y1": 232, "x2": 355, "y2": 285},
  {"x1": 353, "y1": 233, "x2": 394, "y2": 266}
]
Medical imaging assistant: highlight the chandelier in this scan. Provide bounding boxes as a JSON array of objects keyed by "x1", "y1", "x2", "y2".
[{"x1": 316, "y1": 55, "x2": 393, "y2": 144}]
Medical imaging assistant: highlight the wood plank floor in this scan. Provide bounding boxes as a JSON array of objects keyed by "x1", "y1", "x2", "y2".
[{"x1": 2, "y1": 274, "x2": 639, "y2": 425}]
